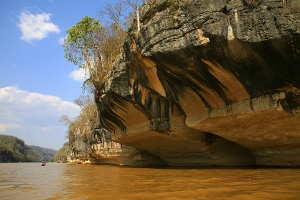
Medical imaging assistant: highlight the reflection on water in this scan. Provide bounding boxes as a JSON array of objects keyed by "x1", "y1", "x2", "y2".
[{"x1": 0, "y1": 163, "x2": 300, "y2": 200}]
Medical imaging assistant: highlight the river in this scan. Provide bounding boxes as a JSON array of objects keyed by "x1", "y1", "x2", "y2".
[{"x1": 0, "y1": 163, "x2": 300, "y2": 200}]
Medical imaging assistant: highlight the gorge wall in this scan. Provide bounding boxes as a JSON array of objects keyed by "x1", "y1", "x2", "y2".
[{"x1": 95, "y1": 0, "x2": 300, "y2": 167}]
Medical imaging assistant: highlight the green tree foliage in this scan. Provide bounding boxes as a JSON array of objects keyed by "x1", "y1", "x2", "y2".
[
  {"x1": 63, "y1": 16, "x2": 126, "y2": 93},
  {"x1": 63, "y1": 16, "x2": 104, "y2": 91},
  {"x1": 0, "y1": 135, "x2": 57, "y2": 162}
]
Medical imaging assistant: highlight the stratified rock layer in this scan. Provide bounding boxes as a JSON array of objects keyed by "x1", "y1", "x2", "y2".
[{"x1": 97, "y1": 0, "x2": 300, "y2": 167}]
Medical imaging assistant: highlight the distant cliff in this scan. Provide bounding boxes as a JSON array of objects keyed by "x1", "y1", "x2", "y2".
[
  {"x1": 0, "y1": 135, "x2": 57, "y2": 162},
  {"x1": 92, "y1": 0, "x2": 300, "y2": 167}
]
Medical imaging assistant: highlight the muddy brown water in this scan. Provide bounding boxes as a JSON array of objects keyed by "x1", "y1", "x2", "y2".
[{"x1": 0, "y1": 163, "x2": 300, "y2": 199}]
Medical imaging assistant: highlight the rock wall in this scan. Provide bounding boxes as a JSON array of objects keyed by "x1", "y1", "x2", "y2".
[
  {"x1": 89, "y1": 140, "x2": 167, "y2": 166},
  {"x1": 96, "y1": 0, "x2": 300, "y2": 167}
]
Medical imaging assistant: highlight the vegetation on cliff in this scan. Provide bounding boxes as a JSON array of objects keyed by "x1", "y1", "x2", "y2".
[
  {"x1": 59, "y1": 95, "x2": 99, "y2": 157},
  {"x1": 0, "y1": 134, "x2": 57, "y2": 162},
  {"x1": 63, "y1": 16, "x2": 126, "y2": 93},
  {"x1": 60, "y1": 1, "x2": 143, "y2": 158},
  {"x1": 51, "y1": 142, "x2": 71, "y2": 162}
]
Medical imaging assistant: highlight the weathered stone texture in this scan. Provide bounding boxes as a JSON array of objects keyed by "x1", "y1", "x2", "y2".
[{"x1": 97, "y1": 0, "x2": 300, "y2": 167}]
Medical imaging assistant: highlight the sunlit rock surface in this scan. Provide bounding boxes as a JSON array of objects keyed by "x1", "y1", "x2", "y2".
[
  {"x1": 89, "y1": 141, "x2": 167, "y2": 166},
  {"x1": 96, "y1": 0, "x2": 300, "y2": 167}
]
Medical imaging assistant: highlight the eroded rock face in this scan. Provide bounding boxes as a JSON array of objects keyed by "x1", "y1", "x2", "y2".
[
  {"x1": 97, "y1": 0, "x2": 300, "y2": 167},
  {"x1": 89, "y1": 142, "x2": 167, "y2": 166}
]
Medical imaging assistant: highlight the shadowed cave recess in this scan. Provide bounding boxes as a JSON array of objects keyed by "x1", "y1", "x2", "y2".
[{"x1": 88, "y1": 0, "x2": 300, "y2": 167}]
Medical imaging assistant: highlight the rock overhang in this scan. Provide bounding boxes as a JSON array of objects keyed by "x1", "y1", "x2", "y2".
[{"x1": 97, "y1": 0, "x2": 300, "y2": 167}]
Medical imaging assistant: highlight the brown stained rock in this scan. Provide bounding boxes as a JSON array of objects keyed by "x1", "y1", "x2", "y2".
[{"x1": 96, "y1": 0, "x2": 300, "y2": 167}]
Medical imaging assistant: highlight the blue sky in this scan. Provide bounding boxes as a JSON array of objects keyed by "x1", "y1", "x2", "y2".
[{"x1": 0, "y1": 0, "x2": 115, "y2": 150}]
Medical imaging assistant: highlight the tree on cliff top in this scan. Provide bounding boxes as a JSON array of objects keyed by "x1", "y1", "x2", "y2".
[
  {"x1": 64, "y1": 16, "x2": 103, "y2": 91},
  {"x1": 63, "y1": 16, "x2": 125, "y2": 93},
  {"x1": 98, "y1": 0, "x2": 144, "y2": 33}
]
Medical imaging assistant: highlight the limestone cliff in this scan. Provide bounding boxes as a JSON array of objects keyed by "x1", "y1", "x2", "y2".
[{"x1": 96, "y1": 0, "x2": 300, "y2": 167}]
